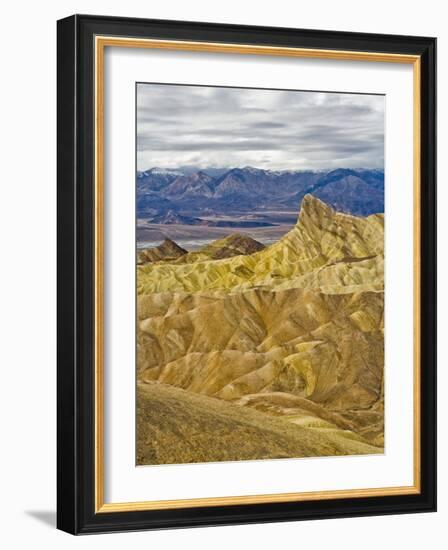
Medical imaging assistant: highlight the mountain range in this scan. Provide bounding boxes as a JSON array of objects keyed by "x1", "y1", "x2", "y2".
[{"x1": 137, "y1": 166, "x2": 384, "y2": 224}]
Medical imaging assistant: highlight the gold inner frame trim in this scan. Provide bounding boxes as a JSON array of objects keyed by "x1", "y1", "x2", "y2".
[{"x1": 94, "y1": 35, "x2": 422, "y2": 514}]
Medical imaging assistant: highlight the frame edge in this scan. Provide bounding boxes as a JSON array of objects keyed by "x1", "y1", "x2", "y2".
[{"x1": 57, "y1": 14, "x2": 79, "y2": 535}]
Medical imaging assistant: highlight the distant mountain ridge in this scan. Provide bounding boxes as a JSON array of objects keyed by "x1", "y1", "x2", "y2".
[
  {"x1": 137, "y1": 238, "x2": 187, "y2": 265},
  {"x1": 137, "y1": 166, "x2": 384, "y2": 223},
  {"x1": 138, "y1": 233, "x2": 265, "y2": 266}
]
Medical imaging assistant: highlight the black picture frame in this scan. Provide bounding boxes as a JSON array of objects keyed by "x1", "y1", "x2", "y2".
[{"x1": 57, "y1": 14, "x2": 436, "y2": 535}]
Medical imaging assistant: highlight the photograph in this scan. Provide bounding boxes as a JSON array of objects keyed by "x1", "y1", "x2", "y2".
[{"x1": 135, "y1": 83, "x2": 386, "y2": 466}]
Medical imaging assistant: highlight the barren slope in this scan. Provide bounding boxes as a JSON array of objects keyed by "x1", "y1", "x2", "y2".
[{"x1": 137, "y1": 382, "x2": 381, "y2": 465}]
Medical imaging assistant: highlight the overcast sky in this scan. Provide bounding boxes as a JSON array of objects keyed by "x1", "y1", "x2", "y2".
[{"x1": 137, "y1": 83, "x2": 384, "y2": 172}]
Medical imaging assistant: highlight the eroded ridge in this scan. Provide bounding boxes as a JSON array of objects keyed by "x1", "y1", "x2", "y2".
[{"x1": 136, "y1": 196, "x2": 385, "y2": 465}]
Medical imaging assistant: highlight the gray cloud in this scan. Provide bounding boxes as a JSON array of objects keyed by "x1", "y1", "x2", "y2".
[
  {"x1": 251, "y1": 122, "x2": 288, "y2": 129},
  {"x1": 137, "y1": 83, "x2": 384, "y2": 171}
]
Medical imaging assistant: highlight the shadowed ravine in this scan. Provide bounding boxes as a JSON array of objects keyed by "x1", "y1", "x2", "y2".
[{"x1": 136, "y1": 195, "x2": 384, "y2": 465}]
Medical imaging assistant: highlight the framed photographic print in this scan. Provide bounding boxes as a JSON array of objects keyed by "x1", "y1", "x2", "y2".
[{"x1": 57, "y1": 14, "x2": 436, "y2": 534}]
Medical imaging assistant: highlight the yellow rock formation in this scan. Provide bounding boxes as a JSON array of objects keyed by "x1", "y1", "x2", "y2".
[
  {"x1": 137, "y1": 195, "x2": 383, "y2": 294},
  {"x1": 137, "y1": 195, "x2": 385, "y2": 463}
]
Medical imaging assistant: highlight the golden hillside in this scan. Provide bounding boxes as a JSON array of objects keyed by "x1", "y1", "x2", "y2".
[
  {"x1": 137, "y1": 195, "x2": 384, "y2": 295},
  {"x1": 137, "y1": 382, "x2": 381, "y2": 466},
  {"x1": 137, "y1": 195, "x2": 385, "y2": 464}
]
